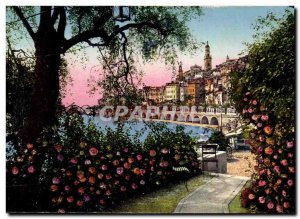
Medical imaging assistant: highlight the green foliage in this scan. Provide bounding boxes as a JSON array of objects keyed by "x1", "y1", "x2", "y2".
[
  {"x1": 208, "y1": 130, "x2": 228, "y2": 151},
  {"x1": 230, "y1": 9, "x2": 295, "y2": 134},
  {"x1": 230, "y1": 9, "x2": 295, "y2": 214}
]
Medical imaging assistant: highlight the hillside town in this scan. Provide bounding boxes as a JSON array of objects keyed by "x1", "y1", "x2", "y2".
[{"x1": 142, "y1": 42, "x2": 248, "y2": 107}]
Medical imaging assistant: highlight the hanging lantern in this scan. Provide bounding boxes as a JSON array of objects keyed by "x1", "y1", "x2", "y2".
[{"x1": 113, "y1": 6, "x2": 130, "y2": 22}]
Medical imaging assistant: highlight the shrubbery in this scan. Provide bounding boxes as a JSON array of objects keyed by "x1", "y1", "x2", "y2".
[
  {"x1": 238, "y1": 93, "x2": 295, "y2": 213},
  {"x1": 6, "y1": 113, "x2": 200, "y2": 213},
  {"x1": 230, "y1": 10, "x2": 295, "y2": 214}
]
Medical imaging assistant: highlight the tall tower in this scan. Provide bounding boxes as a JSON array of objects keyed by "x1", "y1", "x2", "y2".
[
  {"x1": 204, "y1": 41, "x2": 212, "y2": 71},
  {"x1": 177, "y1": 61, "x2": 183, "y2": 81},
  {"x1": 226, "y1": 55, "x2": 230, "y2": 62}
]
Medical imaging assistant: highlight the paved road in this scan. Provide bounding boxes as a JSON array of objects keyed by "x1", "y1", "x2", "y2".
[{"x1": 174, "y1": 173, "x2": 250, "y2": 214}]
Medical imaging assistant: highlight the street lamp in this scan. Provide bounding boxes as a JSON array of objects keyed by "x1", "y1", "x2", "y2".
[{"x1": 113, "y1": 6, "x2": 131, "y2": 22}]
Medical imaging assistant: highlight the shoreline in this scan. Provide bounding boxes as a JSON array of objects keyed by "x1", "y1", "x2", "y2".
[{"x1": 149, "y1": 119, "x2": 219, "y2": 129}]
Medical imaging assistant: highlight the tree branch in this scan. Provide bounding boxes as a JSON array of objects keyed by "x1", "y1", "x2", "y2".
[
  {"x1": 12, "y1": 6, "x2": 36, "y2": 40},
  {"x1": 57, "y1": 7, "x2": 66, "y2": 39},
  {"x1": 50, "y1": 6, "x2": 60, "y2": 25},
  {"x1": 38, "y1": 6, "x2": 52, "y2": 33}
]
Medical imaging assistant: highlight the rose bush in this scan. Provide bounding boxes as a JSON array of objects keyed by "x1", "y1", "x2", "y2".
[
  {"x1": 238, "y1": 92, "x2": 295, "y2": 214},
  {"x1": 6, "y1": 113, "x2": 200, "y2": 212}
]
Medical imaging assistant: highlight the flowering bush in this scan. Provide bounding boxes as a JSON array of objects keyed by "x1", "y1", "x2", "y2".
[
  {"x1": 6, "y1": 114, "x2": 200, "y2": 212},
  {"x1": 239, "y1": 92, "x2": 295, "y2": 214}
]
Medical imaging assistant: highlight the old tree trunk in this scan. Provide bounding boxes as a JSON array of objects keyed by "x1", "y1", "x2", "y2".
[{"x1": 21, "y1": 23, "x2": 61, "y2": 143}]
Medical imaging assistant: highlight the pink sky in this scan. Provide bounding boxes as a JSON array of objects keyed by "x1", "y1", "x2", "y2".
[{"x1": 62, "y1": 56, "x2": 225, "y2": 106}]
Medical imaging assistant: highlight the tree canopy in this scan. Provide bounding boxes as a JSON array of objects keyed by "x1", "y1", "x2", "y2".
[{"x1": 230, "y1": 9, "x2": 295, "y2": 134}]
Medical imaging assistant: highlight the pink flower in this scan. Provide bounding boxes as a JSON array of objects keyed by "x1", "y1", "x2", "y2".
[
  {"x1": 116, "y1": 167, "x2": 124, "y2": 175},
  {"x1": 258, "y1": 180, "x2": 266, "y2": 187},
  {"x1": 242, "y1": 109, "x2": 247, "y2": 114},
  {"x1": 27, "y1": 165, "x2": 35, "y2": 174},
  {"x1": 287, "y1": 141, "x2": 294, "y2": 148},
  {"x1": 11, "y1": 166, "x2": 19, "y2": 175},
  {"x1": 281, "y1": 159, "x2": 288, "y2": 166},
  {"x1": 120, "y1": 186, "x2": 127, "y2": 192},
  {"x1": 287, "y1": 179, "x2": 294, "y2": 186},
  {"x1": 52, "y1": 177, "x2": 61, "y2": 184},
  {"x1": 101, "y1": 165, "x2": 107, "y2": 171},
  {"x1": 161, "y1": 148, "x2": 169, "y2": 154},
  {"x1": 105, "y1": 174, "x2": 112, "y2": 180},
  {"x1": 288, "y1": 153, "x2": 293, "y2": 158},
  {"x1": 27, "y1": 143, "x2": 34, "y2": 150},
  {"x1": 257, "y1": 123, "x2": 262, "y2": 128},
  {"x1": 140, "y1": 169, "x2": 146, "y2": 175},
  {"x1": 263, "y1": 126, "x2": 273, "y2": 135},
  {"x1": 57, "y1": 154, "x2": 64, "y2": 161},
  {"x1": 85, "y1": 159, "x2": 91, "y2": 165},
  {"x1": 64, "y1": 185, "x2": 71, "y2": 191},
  {"x1": 251, "y1": 114, "x2": 259, "y2": 121},
  {"x1": 140, "y1": 180, "x2": 146, "y2": 185},
  {"x1": 288, "y1": 167, "x2": 295, "y2": 173},
  {"x1": 252, "y1": 100, "x2": 258, "y2": 105},
  {"x1": 283, "y1": 202, "x2": 290, "y2": 209},
  {"x1": 282, "y1": 190, "x2": 287, "y2": 197},
  {"x1": 274, "y1": 166, "x2": 280, "y2": 173},
  {"x1": 131, "y1": 183, "x2": 138, "y2": 190},
  {"x1": 78, "y1": 187, "x2": 85, "y2": 194},
  {"x1": 273, "y1": 154, "x2": 278, "y2": 159},
  {"x1": 67, "y1": 196, "x2": 74, "y2": 203},
  {"x1": 257, "y1": 147, "x2": 263, "y2": 153},
  {"x1": 69, "y1": 158, "x2": 77, "y2": 164},
  {"x1": 248, "y1": 108, "x2": 253, "y2": 113},
  {"x1": 99, "y1": 199, "x2": 105, "y2": 205},
  {"x1": 112, "y1": 160, "x2": 119, "y2": 166},
  {"x1": 123, "y1": 162, "x2": 130, "y2": 169},
  {"x1": 54, "y1": 144, "x2": 62, "y2": 152},
  {"x1": 150, "y1": 166, "x2": 155, "y2": 172},
  {"x1": 276, "y1": 205, "x2": 283, "y2": 213},
  {"x1": 149, "y1": 150, "x2": 157, "y2": 157},
  {"x1": 259, "y1": 169, "x2": 265, "y2": 175},
  {"x1": 136, "y1": 154, "x2": 143, "y2": 161},
  {"x1": 259, "y1": 135, "x2": 265, "y2": 142},
  {"x1": 163, "y1": 161, "x2": 169, "y2": 167},
  {"x1": 258, "y1": 196, "x2": 265, "y2": 204},
  {"x1": 248, "y1": 193, "x2": 255, "y2": 200},
  {"x1": 265, "y1": 188, "x2": 271, "y2": 194},
  {"x1": 264, "y1": 147, "x2": 273, "y2": 155},
  {"x1": 123, "y1": 148, "x2": 129, "y2": 153},
  {"x1": 83, "y1": 194, "x2": 91, "y2": 202},
  {"x1": 58, "y1": 208, "x2": 65, "y2": 213},
  {"x1": 128, "y1": 157, "x2": 135, "y2": 164},
  {"x1": 76, "y1": 200, "x2": 84, "y2": 207},
  {"x1": 125, "y1": 175, "x2": 130, "y2": 181},
  {"x1": 261, "y1": 114, "x2": 269, "y2": 121},
  {"x1": 89, "y1": 147, "x2": 98, "y2": 156},
  {"x1": 267, "y1": 202, "x2": 274, "y2": 209}
]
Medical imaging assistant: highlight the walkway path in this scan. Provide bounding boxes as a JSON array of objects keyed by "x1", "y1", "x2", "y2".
[{"x1": 174, "y1": 173, "x2": 250, "y2": 214}]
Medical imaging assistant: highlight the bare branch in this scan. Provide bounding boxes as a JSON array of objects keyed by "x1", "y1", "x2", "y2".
[
  {"x1": 120, "y1": 32, "x2": 129, "y2": 83},
  {"x1": 12, "y1": 6, "x2": 36, "y2": 40}
]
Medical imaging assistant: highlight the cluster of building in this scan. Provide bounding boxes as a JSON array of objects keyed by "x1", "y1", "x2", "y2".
[{"x1": 142, "y1": 42, "x2": 247, "y2": 106}]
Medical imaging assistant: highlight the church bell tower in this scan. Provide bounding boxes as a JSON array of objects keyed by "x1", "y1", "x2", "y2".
[{"x1": 204, "y1": 41, "x2": 212, "y2": 71}]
